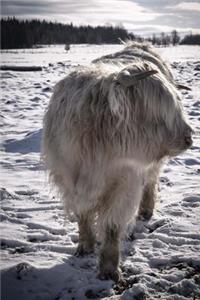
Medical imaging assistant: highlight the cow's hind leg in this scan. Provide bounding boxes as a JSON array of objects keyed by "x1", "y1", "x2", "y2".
[
  {"x1": 75, "y1": 212, "x2": 95, "y2": 256},
  {"x1": 138, "y1": 163, "x2": 162, "y2": 220},
  {"x1": 138, "y1": 181, "x2": 158, "y2": 220}
]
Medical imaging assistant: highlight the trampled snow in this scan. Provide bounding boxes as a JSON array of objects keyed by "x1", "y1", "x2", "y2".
[{"x1": 0, "y1": 45, "x2": 200, "y2": 300}]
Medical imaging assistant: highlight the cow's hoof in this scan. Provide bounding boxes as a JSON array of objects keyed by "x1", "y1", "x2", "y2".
[
  {"x1": 98, "y1": 268, "x2": 122, "y2": 283},
  {"x1": 137, "y1": 210, "x2": 153, "y2": 221},
  {"x1": 74, "y1": 244, "x2": 94, "y2": 257}
]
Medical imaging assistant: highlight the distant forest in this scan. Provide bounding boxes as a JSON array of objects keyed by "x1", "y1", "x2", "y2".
[
  {"x1": 180, "y1": 34, "x2": 200, "y2": 45},
  {"x1": 1, "y1": 18, "x2": 200, "y2": 49},
  {"x1": 1, "y1": 18, "x2": 135, "y2": 49}
]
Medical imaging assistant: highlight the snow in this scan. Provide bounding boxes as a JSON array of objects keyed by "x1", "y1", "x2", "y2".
[{"x1": 1, "y1": 44, "x2": 200, "y2": 300}]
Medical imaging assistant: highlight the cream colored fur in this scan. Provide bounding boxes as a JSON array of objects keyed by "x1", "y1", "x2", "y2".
[{"x1": 42, "y1": 42, "x2": 192, "y2": 282}]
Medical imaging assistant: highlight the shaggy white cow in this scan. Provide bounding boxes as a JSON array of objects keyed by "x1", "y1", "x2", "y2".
[{"x1": 42, "y1": 42, "x2": 193, "y2": 282}]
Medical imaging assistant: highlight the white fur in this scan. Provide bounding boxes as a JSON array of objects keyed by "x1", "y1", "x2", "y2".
[{"x1": 42, "y1": 42, "x2": 192, "y2": 237}]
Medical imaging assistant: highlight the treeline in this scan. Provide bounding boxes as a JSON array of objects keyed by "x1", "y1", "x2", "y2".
[
  {"x1": 180, "y1": 34, "x2": 200, "y2": 45},
  {"x1": 1, "y1": 18, "x2": 135, "y2": 49},
  {"x1": 149, "y1": 31, "x2": 200, "y2": 46},
  {"x1": 149, "y1": 30, "x2": 180, "y2": 46},
  {"x1": 1, "y1": 18, "x2": 200, "y2": 49},
  {"x1": 145, "y1": 30, "x2": 200, "y2": 46}
]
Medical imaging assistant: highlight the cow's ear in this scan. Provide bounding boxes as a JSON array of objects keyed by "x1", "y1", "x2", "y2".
[
  {"x1": 176, "y1": 84, "x2": 191, "y2": 91},
  {"x1": 116, "y1": 69, "x2": 158, "y2": 87}
]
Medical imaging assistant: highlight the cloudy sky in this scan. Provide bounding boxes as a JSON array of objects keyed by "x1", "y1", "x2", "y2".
[{"x1": 2, "y1": 0, "x2": 200, "y2": 35}]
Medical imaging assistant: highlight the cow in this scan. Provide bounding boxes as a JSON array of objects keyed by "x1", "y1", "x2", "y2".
[{"x1": 42, "y1": 42, "x2": 193, "y2": 282}]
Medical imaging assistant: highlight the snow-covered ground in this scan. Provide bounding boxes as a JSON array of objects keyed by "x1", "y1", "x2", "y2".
[{"x1": 0, "y1": 44, "x2": 200, "y2": 300}]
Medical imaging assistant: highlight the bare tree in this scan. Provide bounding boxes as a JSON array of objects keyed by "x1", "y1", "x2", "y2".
[{"x1": 171, "y1": 30, "x2": 180, "y2": 46}]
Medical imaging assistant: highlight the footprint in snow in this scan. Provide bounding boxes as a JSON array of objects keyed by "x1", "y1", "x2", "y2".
[
  {"x1": 188, "y1": 110, "x2": 200, "y2": 116},
  {"x1": 160, "y1": 176, "x2": 174, "y2": 187},
  {"x1": 193, "y1": 101, "x2": 200, "y2": 107},
  {"x1": 15, "y1": 189, "x2": 39, "y2": 196},
  {"x1": 184, "y1": 158, "x2": 200, "y2": 166},
  {"x1": 147, "y1": 218, "x2": 169, "y2": 233},
  {"x1": 181, "y1": 196, "x2": 200, "y2": 208},
  {"x1": 15, "y1": 262, "x2": 33, "y2": 280},
  {"x1": 0, "y1": 188, "x2": 17, "y2": 200}
]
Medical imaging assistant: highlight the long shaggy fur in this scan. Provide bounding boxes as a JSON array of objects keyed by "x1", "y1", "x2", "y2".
[{"x1": 42, "y1": 42, "x2": 192, "y2": 278}]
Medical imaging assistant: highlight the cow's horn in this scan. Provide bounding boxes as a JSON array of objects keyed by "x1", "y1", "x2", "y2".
[{"x1": 117, "y1": 69, "x2": 158, "y2": 87}]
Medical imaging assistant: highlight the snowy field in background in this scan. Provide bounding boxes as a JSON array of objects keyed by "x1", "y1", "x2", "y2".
[{"x1": 0, "y1": 44, "x2": 200, "y2": 300}]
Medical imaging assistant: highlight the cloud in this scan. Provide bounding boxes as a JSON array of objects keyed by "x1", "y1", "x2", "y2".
[
  {"x1": 2, "y1": 0, "x2": 156, "y2": 18},
  {"x1": 1, "y1": 0, "x2": 200, "y2": 35},
  {"x1": 133, "y1": 0, "x2": 200, "y2": 32},
  {"x1": 1, "y1": 0, "x2": 161, "y2": 30},
  {"x1": 2, "y1": 0, "x2": 95, "y2": 15},
  {"x1": 133, "y1": 0, "x2": 197, "y2": 11},
  {"x1": 168, "y1": 2, "x2": 200, "y2": 12}
]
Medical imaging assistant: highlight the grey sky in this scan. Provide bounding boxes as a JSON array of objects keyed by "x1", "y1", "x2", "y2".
[{"x1": 2, "y1": 0, "x2": 200, "y2": 35}]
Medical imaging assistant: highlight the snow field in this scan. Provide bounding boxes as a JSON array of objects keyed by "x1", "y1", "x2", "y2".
[{"x1": 0, "y1": 45, "x2": 200, "y2": 300}]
